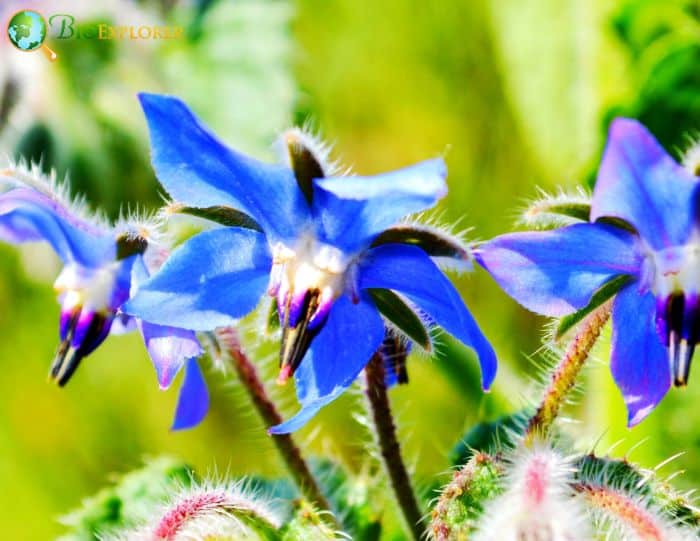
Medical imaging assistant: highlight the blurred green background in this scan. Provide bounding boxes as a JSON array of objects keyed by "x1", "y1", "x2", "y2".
[{"x1": 0, "y1": 0, "x2": 699, "y2": 538}]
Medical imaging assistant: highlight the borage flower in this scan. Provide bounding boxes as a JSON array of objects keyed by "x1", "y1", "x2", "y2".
[
  {"x1": 478, "y1": 118, "x2": 700, "y2": 425},
  {"x1": 0, "y1": 163, "x2": 206, "y2": 429},
  {"x1": 125, "y1": 93, "x2": 497, "y2": 433}
]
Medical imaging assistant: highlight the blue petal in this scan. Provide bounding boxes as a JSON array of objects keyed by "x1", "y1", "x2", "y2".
[
  {"x1": 123, "y1": 227, "x2": 272, "y2": 331},
  {"x1": 610, "y1": 284, "x2": 670, "y2": 426},
  {"x1": 108, "y1": 255, "x2": 137, "y2": 311},
  {"x1": 139, "y1": 93, "x2": 310, "y2": 242},
  {"x1": 0, "y1": 188, "x2": 113, "y2": 267},
  {"x1": 110, "y1": 314, "x2": 137, "y2": 335},
  {"x1": 359, "y1": 243, "x2": 497, "y2": 389},
  {"x1": 171, "y1": 358, "x2": 209, "y2": 430},
  {"x1": 141, "y1": 322, "x2": 203, "y2": 389},
  {"x1": 477, "y1": 223, "x2": 643, "y2": 317},
  {"x1": 130, "y1": 257, "x2": 202, "y2": 388},
  {"x1": 591, "y1": 118, "x2": 699, "y2": 250},
  {"x1": 269, "y1": 294, "x2": 385, "y2": 434},
  {"x1": 311, "y1": 158, "x2": 447, "y2": 253}
]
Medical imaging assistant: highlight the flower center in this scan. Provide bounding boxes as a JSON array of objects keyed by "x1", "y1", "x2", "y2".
[
  {"x1": 54, "y1": 263, "x2": 123, "y2": 312},
  {"x1": 50, "y1": 262, "x2": 126, "y2": 386},
  {"x1": 648, "y1": 243, "x2": 700, "y2": 386},
  {"x1": 269, "y1": 235, "x2": 351, "y2": 382}
]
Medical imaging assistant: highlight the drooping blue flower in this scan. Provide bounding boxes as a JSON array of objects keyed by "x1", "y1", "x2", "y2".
[
  {"x1": 124, "y1": 93, "x2": 497, "y2": 434},
  {"x1": 0, "y1": 163, "x2": 206, "y2": 429},
  {"x1": 477, "y1": 118, "x2": 700, "y2": 426}
]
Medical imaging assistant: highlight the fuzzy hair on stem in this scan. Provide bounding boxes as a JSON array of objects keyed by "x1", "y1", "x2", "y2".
[
  {"x1": 525, "y1": 300, "x2": 612, "y2": 444},
  {"x1": 363, "y1": 352, "x2": 426, "y2": 541},
  {"x1": 214, "y1": 327, "x2": 341, "y2": 532}
]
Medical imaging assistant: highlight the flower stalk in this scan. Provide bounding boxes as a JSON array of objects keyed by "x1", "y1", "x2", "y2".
[
  {"x1": 576, "y1": 483, "x2": 664, "y2": 541},
  {"x1": 364, "y1": 352, "x2": 425, "y2": 540},
  {"x1": 430, "y1": 453, "x2": 501, "y2": 540},
  {"x1": 214, "y1": 328, "x2": 336, "y2": 526},
  {"x1": 525, "y1": 300, "x2": 612, "y2": 443},
  {"x1": 153, "y1": 488, "x2": 280, "y2": 540}
]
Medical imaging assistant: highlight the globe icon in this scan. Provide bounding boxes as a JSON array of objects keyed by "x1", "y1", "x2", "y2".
[{"x1": 7, "y1": 10, "x2": 47, "y2": 52}]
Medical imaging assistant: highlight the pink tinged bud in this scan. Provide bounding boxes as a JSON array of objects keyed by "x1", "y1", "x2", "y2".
[
  {"x1": 150, "y1": 484, "x2": 282, "y2": 540},
  {"x1": 474, "y1": 447, "x2": 591, "y2": 541},
  {"x1": 580, "y1": 485, "x2": 665, "y2": 541},
  {"x1": 524, "y1": 456, "x2": 548, "y2": 506},
  {"x1": 154, "y1": 492, "x2": 229, "y2": 540}
]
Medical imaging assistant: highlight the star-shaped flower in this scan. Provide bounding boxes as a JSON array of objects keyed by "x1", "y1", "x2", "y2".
[
  {"x1": 0, "y1": 163, "x2": 206, "y2": 429},
  {"x1": 125, "y1": 93, "x2": 497, "y2": 433},
  {"x1": 478, "y1": 118, "x2": 700, "y2": 425}
]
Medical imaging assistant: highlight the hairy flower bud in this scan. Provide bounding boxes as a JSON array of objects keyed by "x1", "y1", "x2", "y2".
[{"x1": 473, "y1": 446, "x2": 591, "y2": 541}]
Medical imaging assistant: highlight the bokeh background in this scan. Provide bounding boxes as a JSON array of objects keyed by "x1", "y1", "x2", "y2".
[{"x1": 0, "y1": 0, "x2": 699, "y2": 538}]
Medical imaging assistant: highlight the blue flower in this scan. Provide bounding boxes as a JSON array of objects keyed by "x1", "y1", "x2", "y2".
[
  {"x1": 0, "y1": 164, "x2": 206, "y2": 430},
  {"x1": 477, "y1": 118, "x2": 700, "y2": 426},
  {"x1": 124, "y1": 93, "x2": 497, "y2": 434}
]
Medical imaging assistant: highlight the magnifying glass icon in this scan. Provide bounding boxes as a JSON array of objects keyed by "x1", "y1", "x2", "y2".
[{"x1": 7, "y1": 10, "x2": 58, "y2": 62}]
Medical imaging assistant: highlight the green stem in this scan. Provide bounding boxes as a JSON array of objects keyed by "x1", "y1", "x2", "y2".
[
  {"x1": 525, "y1": 300, "x2": 612, "y2": 444},
  {"x1": 364, "y1": 353, "x2": 425, "y2": 540},
  {"x1": 430, "y1": 453, "x2": 500, "y2": 540},
  {"x1": 215, "y1": 328, "x2": 338, "y2": 528}
]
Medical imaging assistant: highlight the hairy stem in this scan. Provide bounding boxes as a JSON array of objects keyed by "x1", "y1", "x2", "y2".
[
  {"x1": 215, "y1": 328, "x2": 336, "y2": 525},
  {"x1": 153, "y1": 489, "x2": 280, "y2": 540},
  {"x1": 430, "y1": 453, "x2": 500, "y2": 540},
  {"x1": 576, "y1": 483, "x2": 663, "y2": 541},
  {"x1": 525, "y1": 300, "x2": 612, "y2": 443},
  {"x1": 364, "y1": 353, "x2": 425, "y2": 540}
]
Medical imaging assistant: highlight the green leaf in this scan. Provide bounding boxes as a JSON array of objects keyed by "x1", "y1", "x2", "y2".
[
  {"x1": 532, "y1": 202, "x2": 590, "y2": 221},
  {"x1": 450, "y1": 410, "x2": 529, "y2": 466},
  {"x1": 370, "y1": 224, "x2": 471, "y2": 263},
  {"x1": 519, "y1": 189, "x2": 591, "y2": 229},
  {"x1": 367, "y1": 288, "x2": 431, "y2": 351},
  {"x1": 170, "y1": 204, "x2": 263, "y2": 231},
  {"x1": 283, "y1": 130, "x2": 326, "y2": 204},
  {"x1": 554, "y1": 274, "x2": 631, "y2": 340}
]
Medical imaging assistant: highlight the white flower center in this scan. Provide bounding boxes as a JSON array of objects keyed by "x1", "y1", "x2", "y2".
[
  {"x1": 271, "y1": 234, "x2": 351, "y2": 310},
  {"x1": 53, "y1": 262, "x2": 121, "y2": 312},
  {"x1": 648, "y1": 242, "x2": 700, "y2": 298},
  {"x1": 645, "y1": 240, "x2": 700, "y2": 386}
]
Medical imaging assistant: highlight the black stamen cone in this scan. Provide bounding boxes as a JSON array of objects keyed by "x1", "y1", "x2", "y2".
[
  {"x1": 55, "y1": 349, "x2": 85, "y2": 387},
  {"x1": 279, "y1": 289, "x2": 322, "y2": 382},
  {"x1": 50, "y1": 313, "x2": 111, "y2": 387},
  {"x1": 49, "y1": 339, "x2": 72, "y2": 380},
  {"x1": 666, "y1": 294, "x2": 694, "y2": 386}
]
